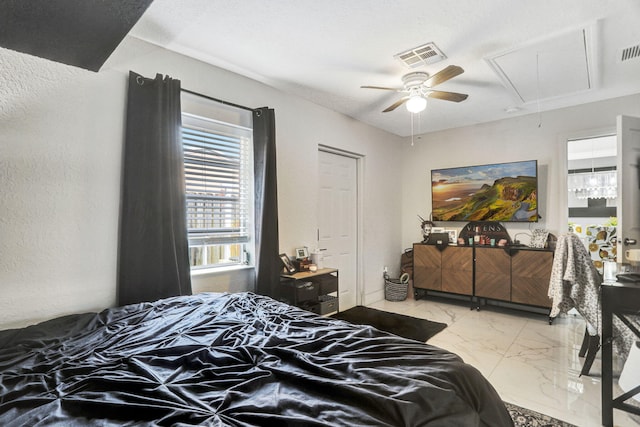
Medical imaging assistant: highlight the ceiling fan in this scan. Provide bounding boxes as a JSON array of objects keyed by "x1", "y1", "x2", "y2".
[{"x1": 361, "y1": 65, "x2": 469, "y2": 113}]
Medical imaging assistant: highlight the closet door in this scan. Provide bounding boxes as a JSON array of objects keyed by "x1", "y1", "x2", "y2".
[{"x1": 318, "y1": 150, "x2": 358, "y2": 310}]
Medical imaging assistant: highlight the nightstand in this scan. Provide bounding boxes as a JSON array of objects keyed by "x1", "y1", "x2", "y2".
[{"x1": 279, "y1": 268, "x2": 339, "y2": 314}]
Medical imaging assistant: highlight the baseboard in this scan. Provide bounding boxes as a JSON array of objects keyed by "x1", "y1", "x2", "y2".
[{"x1": 363, "y1": 289, "x2": 384, "y2": 306}]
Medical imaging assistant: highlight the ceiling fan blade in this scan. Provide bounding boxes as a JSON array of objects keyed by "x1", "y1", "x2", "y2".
[
  {"x1": 424, "y1": 65, "x2": 464, "y2": 88},
  {"x1": 361, "y1": 85, "x2": 403, "y2": 91},
  {"x1": 382, "y1": 96, "x2": 410, "y2": 112},
  {"x1": 426, "y1": 90, "x2": 469, "y2": 102}
]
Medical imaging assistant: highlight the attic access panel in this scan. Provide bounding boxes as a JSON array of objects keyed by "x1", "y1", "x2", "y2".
[
  {"x1": 485, "y1": 26, "x2": 595, "y2": 104},
  {"x1": 0, "y1": 0, "x2": 154, "y2": 72}
]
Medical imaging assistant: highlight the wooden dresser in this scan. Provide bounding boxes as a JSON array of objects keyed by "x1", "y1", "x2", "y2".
[{"x1": 413, "y1": 243, "x2": 553, "y2": 311}]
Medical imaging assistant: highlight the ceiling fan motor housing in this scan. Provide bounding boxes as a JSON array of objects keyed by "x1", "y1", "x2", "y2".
[{"x1": 402, "y1": 71, "x2": 430, "y2": 89}]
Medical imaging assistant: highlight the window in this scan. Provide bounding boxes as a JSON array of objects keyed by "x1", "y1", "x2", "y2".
[{"x1": 181, "y1": 94, "x2": 254, "y2": 270}]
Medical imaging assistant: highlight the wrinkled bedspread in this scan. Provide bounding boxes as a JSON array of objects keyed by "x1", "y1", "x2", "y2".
[{"x1": 0, "y1": 292, "x2": 511, "y2": 426}]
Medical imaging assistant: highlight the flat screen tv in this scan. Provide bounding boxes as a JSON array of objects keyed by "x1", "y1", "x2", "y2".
[{"x1": 431, "y1": 160, "x2": 538, "y2": 222}]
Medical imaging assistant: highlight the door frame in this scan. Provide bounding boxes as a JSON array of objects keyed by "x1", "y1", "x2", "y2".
[
  {"x1": 558, "y1": 125, "x2": 616, "y2": 230},
  {"x1": 318, "y1": 144, "x2": 364, "y2": 306}
]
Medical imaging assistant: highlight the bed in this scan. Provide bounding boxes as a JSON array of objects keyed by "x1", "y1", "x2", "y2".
[{"x1": 0, "y1": 292, "x2": 512, "y2": 426}]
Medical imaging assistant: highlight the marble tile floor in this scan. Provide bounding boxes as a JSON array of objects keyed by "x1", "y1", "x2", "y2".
[{"x1": 367, "y1": 295, "x2": 640, "y2": 427}]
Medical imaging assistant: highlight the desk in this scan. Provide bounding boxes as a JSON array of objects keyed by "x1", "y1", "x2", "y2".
[{"x1": 601, "y1": 281, "x2": 640, "y2": 427}]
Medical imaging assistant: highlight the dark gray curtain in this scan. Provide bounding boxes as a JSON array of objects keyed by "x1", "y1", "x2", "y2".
[
  {"x1": 117, "y1": 72, "x2": 192, "y2": 306},
  {"x1": 253, "y1": 107, "x2": 281, "y2": 296}
]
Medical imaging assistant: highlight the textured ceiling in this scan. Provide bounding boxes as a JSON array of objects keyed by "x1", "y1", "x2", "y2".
[
  {"x1": 128, "y1": 0, "x2": 640, "y2": 137},
  {"x1": 0, "y1": 0, "x2": 153, "y2": 71},
  {"x1": 3, "y1": 1, "x2": 639, "y2": 136}
]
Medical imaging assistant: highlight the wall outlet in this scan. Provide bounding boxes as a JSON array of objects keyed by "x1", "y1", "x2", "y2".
[{"x1": 383, "y1": 266, "x2": 388, "y2": 273}]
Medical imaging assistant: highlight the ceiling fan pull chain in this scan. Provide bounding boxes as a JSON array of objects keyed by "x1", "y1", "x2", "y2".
[{"x1": 411, "y1": 113, "x2": 415, "y2": 146}]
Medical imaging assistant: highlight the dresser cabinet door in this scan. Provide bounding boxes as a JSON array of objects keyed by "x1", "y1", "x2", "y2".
[
  {"x1": 441, "y1": 246, "x2": 473, "y2": 295},
  {"x1": 475, "y1": 247, "x2": 511, "y2": 301},
  {"x1": 511, "y1": 250, "x2": 553, "y2": 307},
  {"x1": 413, "y1": 244, "x2": 441, "y2": 291}
]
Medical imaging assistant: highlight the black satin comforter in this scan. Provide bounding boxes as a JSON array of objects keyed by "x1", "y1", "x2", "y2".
[{"x1": 0, "y1": 292, "x2": 512, "y2": 426}]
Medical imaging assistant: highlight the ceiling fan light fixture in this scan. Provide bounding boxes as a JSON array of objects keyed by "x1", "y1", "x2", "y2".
[
  {"x1": 361, "y1": 65, "x2": 466, "y2": 113},
  {"x1": 406, "y1": 95, "x2": 427, "y2": 113}
]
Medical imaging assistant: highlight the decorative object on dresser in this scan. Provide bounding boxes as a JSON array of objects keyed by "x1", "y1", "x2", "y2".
[
  {"x1": 418, "y1": 214, "x2": 436, "y2": 243},
  {"x1": 458, "y1": 221, "x2": 511, "y2": 247}
]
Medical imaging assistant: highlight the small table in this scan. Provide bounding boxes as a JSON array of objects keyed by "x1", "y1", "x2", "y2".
[
  {"x1": 601, "y1": 280, "x2": 640, "y2": 427},
  {"x1": 280, "y1": 268, "x2": 339, "y2": 314}
]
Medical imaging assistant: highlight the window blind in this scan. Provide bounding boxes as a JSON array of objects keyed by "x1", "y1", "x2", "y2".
[{"x1": 182, "y1": 113, "x2": 252, "y2": 247}]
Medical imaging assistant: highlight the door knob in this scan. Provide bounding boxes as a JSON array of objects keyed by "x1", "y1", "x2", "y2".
[{"x1": 624, "y1": 238, "x2": 637, "y2": 245}]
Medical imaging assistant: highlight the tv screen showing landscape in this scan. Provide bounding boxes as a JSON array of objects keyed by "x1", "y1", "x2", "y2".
[{"x1": 431, "y1": 160, "x2": 538, "y2": 222}]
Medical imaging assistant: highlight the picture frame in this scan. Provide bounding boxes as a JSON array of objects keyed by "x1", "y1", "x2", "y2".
[
  {"x1": 295, "y1": 246, "x2": 309, "y2": 260},
  {"x1": 446, "y1": 229, "x2": 458, "y2": 244},
  {"x1": 279, "y1": 253, "x2": 296, "y2": 274}
]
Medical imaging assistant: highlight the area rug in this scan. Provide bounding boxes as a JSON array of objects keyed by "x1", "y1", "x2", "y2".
[
  {"x1": 330, "y1": 306, "x2": 446, "y2": 342},
  {"x1": 505, "y1": 402, "x2": 577, "y2": 427}
]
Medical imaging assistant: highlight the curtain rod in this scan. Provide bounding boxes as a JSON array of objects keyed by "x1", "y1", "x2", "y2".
[{"x1": 181, "y1": 88, "x2": 255, "y2": 112}]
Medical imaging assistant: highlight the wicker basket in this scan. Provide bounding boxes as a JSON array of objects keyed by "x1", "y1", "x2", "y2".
[{"x1": 384, "y1": 272, "x2": 409, "y2": 301}]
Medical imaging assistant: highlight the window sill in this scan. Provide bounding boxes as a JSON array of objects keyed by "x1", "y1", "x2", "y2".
[{"x1": 190, "y1": 264, "x2": 253, "y2": 277}]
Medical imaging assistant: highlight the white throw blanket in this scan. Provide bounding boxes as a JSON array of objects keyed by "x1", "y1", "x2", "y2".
[
  {"x1": 548, "y1": 233, "x2": 602, "y2": 329},
  {"x1": 548, "y1": 233, "x2": 635, "y2": 358}
]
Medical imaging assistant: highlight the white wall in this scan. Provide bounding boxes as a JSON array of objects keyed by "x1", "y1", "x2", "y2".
[
  {"x1": 3, "y1": 34, "x2": 638, "y2": 330},
  {"x1": 400, "y1": 94, "x2": 640, "y2": 248},
  {"x1": 0, "y1": 37, "x2": 404, "y2": 329}
]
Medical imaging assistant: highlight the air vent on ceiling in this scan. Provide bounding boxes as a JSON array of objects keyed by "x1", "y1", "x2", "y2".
[
  {"x1": 621, "y1": 43, "x2": 640, "y2": 62},
  {"x1": 394, "y1": 42, "x2": 446, "y2": 68}
]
